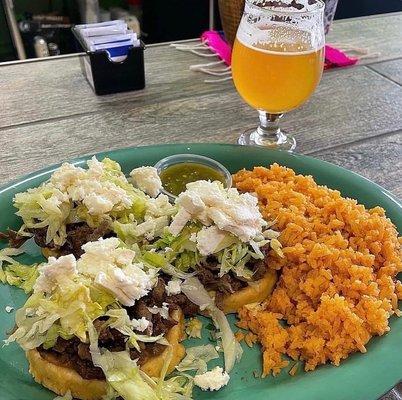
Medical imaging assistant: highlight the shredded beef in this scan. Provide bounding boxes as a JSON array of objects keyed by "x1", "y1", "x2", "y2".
[
  {"x1": 196, "y1": 265, "x2": 247, "y2": 295},
  {"x1": 167, "y1": 293, "x2": 200, "y2": 317},
  {"x1": 126, "y1": 278, "x2": 178, "y2": 336},
  {"x1": 0, "y1": 229, "x2": 29, "y2": 248},
  {"x1": 37, "y1": 312, "x2": 171, "y2": 381},
  {"x1": 37, "y1": 283, "x2": 181, "y2": 381},
  {"x1": 156, "y1": 274, "x2": 200, "y2": 317},
  {"x1": 95, "y1": 319, "x2": 127, "y2": 351},
  {"x1": 31, "y1": 221, "x2": 112, "y2": 258},
  {"x1": 152, "y1": 313, "x2": 177, "y2": 336},
  {"x1": 39, "y1": 337, "x2": 105, "y2": 380},
  {"x1": 129, "y1": 343, "x2": 166, "y2": 365},
  {"x1": 149, "y1": 277, "x2": 166, "y2": 304},
  {"x1": 196, "y1": 247, "x2": 271, "y2": 300}
]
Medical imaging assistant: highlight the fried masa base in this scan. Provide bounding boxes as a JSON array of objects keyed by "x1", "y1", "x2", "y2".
[
  {"x1": 27, "y1": 309, "x2": 185, "y2": 400},
  {"x1": 221, "y1": 270, "x2": 277, "y2": 314}
]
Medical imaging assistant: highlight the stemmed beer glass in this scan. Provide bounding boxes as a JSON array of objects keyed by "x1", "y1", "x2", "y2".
[{"x1": 232, "y1": 0, "x2": 325, "y2": 150}]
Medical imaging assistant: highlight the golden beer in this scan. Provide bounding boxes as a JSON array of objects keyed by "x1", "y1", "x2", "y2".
[{"x1": 232, "y1": 29, "x2": 324, "y2": 114}]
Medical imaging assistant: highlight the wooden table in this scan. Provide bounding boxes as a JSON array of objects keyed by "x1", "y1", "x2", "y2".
[
  {"x1": 0, "y1": 12, "x2": 401, "y2": 399},
  {"x1": 0, "y1": 12, "x2": 401, "y2": 199}
]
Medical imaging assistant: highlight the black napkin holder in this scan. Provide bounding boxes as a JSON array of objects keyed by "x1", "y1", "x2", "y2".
[{"x1": 72, "y1": 26, "x2": 145, "y2": 96}]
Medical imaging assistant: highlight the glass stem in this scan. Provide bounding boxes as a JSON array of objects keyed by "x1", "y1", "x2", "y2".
[{"x1": 256, "y1": 111, "x2": 285, "y2": 143}]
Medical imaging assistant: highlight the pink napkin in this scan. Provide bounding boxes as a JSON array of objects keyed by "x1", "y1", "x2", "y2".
[
  {"x1": 201, "y1": 31, "x2": 358, "y2": 70},
  {"x1": 201, "y1": 31, "x2": 232, "y2": 65},
  {"x1": 324, "y1": 45, "x2": 358, "y2": 69}
]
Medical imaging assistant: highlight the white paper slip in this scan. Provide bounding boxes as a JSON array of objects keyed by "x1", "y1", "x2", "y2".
[
  {"x1": 75, "y1": 20, "x2": 125, "y2": 30},
  {"x1": 87, "y1": 31, "x2": 137, "y2": 46},
  {"x1": 79, "y1": 24, "x2": 128, "y2": 37}
]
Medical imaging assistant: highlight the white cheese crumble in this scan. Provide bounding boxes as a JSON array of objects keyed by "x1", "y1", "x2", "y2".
[
  {"x1": 168, "y1": 181, "x2": 266, "y2": 242},
  {"x1": 5, "y1": 306, "x2": 14, "y2": 313},
  {"x1": 131, "y1": 317, "x2": 150, "y2": 332},
  {"x1": 50, "y1": 156, "x2": 133, "y2": 216},
  {"x1": 196, "y1": 226, "x2": 227, "y2": 256},
  {"x1": 34, "y1": 254, "x2": 78, "y2": 294},
  {"x1": 78, "y1": 237, "x2": 156, "y2": 307},
  {"x1": 165, "y1": 279, "x2": 182, "y2": 295},
  {"x1": 128, "y1": 194, "x2": 176, "y2": 240},
  {"x1": 194, "y1": 366, "x2": 230, "y2": 391},
  {"x1": 130, "y1": 166, "x2": 162, "y2": 198},
  {"x1": 147, "y1": 302, "x2": 169, "y2": 319}
]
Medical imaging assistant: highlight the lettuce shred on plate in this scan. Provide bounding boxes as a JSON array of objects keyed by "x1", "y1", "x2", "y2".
[
  {"x1": 181, "y1": 277, "x2": 243, "y2": 373},
  {"x1": 176, "y1": 344, "x2": 219, "y2": 373},
  {"x1": 0, "y1": 247, "x2": 39, "y2": 293}
]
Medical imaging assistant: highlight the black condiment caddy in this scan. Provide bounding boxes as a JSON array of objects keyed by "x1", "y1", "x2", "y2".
[{"x1": 72, "y1": 26, "x2": 145, "y2": 96}]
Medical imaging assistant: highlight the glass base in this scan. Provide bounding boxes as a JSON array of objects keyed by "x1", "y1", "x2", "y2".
[{"x1": 238, "y1": 127, "x2": 296, "y2": 151}]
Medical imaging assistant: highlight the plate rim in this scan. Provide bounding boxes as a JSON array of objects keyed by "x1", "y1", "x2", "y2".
[{"x1": 0, "y1": 143, "x2": 401, "y2": 209}]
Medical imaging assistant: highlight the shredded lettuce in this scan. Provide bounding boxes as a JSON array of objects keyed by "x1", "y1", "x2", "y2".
[
  {"x1": 0, "y1": 262, "x2": 39, "y2": 293},
  {"x1": 5, "y1": 276, "x2": 115, "y2": 350},
  {"x1": 144, "y1": 225, "x2": 203, "y2": 275},
  {"x1": 103, "y1": 308, "x2": 164, "y2": 351},
  {"x1": 0, "y1": 247, "x2": 39, "y2": 293},
  {"x1": 181, "y1": 277, "x2": 242, "y2": 373},
  {"x1": 88, "y1": 322, "x2": 193, "y2": 400},
  {"x1": 140, "y1": 251, "x2": 196, "y2": 280},
  {"x1": 217, "y1": 243, "x2": 255, "y2": 280},
  {"x1": 176, "y1": 344, "x2": 218, "y2": 374},
  {"x1": 0, "y1": 247, "x2": 24, "y2": 266},
  {"x1": 14, "y1": 185, "x2": 71, "y2": 246},
  {"x1": 42, "y1": 323, "x2": 74, "y2": 349}
]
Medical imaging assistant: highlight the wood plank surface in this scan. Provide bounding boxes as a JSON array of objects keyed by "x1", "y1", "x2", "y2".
[
  {"x1": 0, "y1": 46, "x2": 228, "y2": 129},
  {"x1": 326, "y1": 13, "x2": 402, "y2": 66},
  {"x1": 369, "y1": 58, "x2": 402, "y2": 86},
  {"x1": 1, "y1": 13, "x2": 402, "y2": 129},
  {"x1": 311, "y1": 130, "x2": 402, "y2": 199}
]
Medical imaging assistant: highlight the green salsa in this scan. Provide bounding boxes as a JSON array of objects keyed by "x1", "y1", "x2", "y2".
[{"x1": 160, "y1": 162, "x2": 227, "y2": 196}]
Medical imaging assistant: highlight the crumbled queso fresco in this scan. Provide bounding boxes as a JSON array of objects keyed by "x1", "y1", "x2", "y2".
[
  {"x1": 194, "y1": 366, "x2": 230, "y2": 391},
  {"x1": 168, "y1": 180, "x2": 266, "y2": 249},
  {"x1": 34, "y1": 254, "x2": 78, "y2": 294},
  {"x1": 34, "y1": 237, "x2": 156, "y2": 307},
  {"x1": 130, "y1": 166, "x2": 162, "y2": 198},
  {"x1": 78, "y1": 238, "x2": 156, "y2": 307},
  {"x1": 165, "y1": 279, "x2": 182, "y2": 295},
  {"x1": 50, "y1": 157, "x2": 133, "y2": 215}
]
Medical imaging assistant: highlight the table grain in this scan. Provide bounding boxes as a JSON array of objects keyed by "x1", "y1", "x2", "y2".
[
  {"x1": 0, "y1": 11, "x2": 401, "y2": 400},
  {"x1": 0, "y1": 13, "x2": 401, "y2": 200}
]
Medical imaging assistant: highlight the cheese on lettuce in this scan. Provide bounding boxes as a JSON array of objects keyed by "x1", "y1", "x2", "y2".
[
  {"x1": 13, "y1": 157, "x2": 149, "y2": 246},
  {"x1": 130, "y1": 166, "x2": 162, "y2": 198},
  {"x1": 168, "y1": 181, "x2": 266, "y2": 242},
  {"x1": 78, "y1": 238, "x2": 157, "y2": 307}
]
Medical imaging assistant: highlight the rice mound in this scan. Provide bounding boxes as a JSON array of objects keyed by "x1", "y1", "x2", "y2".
[{"x1": 233, "y1": 164, "x2": 402, "y2": 376}]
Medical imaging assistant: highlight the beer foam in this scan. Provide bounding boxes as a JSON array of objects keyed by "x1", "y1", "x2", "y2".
[
  {"x1": 237, "y1": 1, "x2": 324, "y2": 52},
  {"x1": 237, "y1": 23, "x2": 323, "y2": 54}
]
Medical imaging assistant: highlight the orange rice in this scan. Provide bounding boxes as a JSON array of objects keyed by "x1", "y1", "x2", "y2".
[{"x1": 234, "y1": 164, "x2": 402, "y2": 376}]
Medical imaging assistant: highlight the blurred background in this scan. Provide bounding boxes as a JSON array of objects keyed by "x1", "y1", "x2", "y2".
[{"x1": 1, "y1": 0, "x2": 402, "y2": 62}]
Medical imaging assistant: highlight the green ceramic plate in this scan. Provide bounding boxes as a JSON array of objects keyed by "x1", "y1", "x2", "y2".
[{"x1": 0, "y1": 144, "x2": 401, "y2": 400}]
